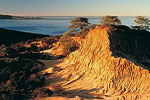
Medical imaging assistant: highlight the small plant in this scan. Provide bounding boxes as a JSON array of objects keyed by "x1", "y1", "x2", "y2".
[
  {"x1": 59, "y1": 33, "x2": 79, "y2": 55},
  {"x1": 0, "y1": 44, "x2": 7, "y2": 57},
  {"x1": 132, "y1": 16, "x2": 150, "y2": 30},
  {"x1": 100, "y1": 16, "x2": 121, "y2": 25}
]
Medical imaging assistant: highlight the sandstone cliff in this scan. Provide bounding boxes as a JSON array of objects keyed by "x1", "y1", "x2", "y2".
[{"x1": 44, "y1": 26, "x2": 150, "y2": 100}]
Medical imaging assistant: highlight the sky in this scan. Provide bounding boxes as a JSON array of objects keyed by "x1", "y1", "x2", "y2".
[{"x1": 0, "y1": 0, "x2": 150, "y2": 16}]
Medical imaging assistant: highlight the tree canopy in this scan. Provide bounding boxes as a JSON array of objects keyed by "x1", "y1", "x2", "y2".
[
  {"x1": 100, "y1": 16, "x2": 121, "y2": 25},
  {"x1": 67, "y1": 17, "x2": 90, "y2": 34},
  {"x1": 133, "y1": 16, "x2": 150, "y2": 30}
]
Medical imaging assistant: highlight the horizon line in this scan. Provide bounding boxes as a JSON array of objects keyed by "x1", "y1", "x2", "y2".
[
  {"x1": 1, "y1": 13, "x2": 150, "y2": 17},
  {"x1": 13, "y1": 15, "x2": 150, "y2": 17}
]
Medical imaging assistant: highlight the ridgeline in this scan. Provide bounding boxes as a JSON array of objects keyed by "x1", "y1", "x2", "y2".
[{"x1": 0, "y1": 28, "x2": 48, "y2": 46}]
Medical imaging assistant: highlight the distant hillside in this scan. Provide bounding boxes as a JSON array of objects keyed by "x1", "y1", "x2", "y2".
[
  {"x1": 0, "y1": 14, "x2": 41, "y2": 19},
  {"x1": 0, "y1": 28, "x2": 48, "y2": 46},
  {"x1": 0, "y1": 14, "x2": 13, "y2": 19}
]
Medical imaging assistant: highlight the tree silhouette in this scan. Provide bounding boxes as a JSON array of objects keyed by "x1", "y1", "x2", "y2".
[
  {"x1": 59, "y1": 17, "x2": 90, "y2": 55},
  {"x1": 100, "y1": 16, "x2": 121, "y2": 25},
  {"x1": 132, "y1": 16, "x2": 150, "y2": 30},
  {"x1": 67, "y1": 17, "x2": 90, "y2": 34}
]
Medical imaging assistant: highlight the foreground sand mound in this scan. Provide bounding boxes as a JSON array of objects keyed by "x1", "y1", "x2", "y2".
[{"x1": 44, "y1": 26, "x2": 150, "y2": 100}]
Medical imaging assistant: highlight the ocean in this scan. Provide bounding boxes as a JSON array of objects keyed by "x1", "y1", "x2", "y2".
[{"x1": 0, "y1": 16, "x2": 136, "y2": 36}]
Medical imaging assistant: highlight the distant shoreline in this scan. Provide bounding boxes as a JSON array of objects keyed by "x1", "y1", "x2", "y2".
[
  {"x1": 33, "y1": 16, "x2": 150, "y2": 17},
  {"x1": 0, "y1": 14, "x2": 42, "y2": 20}
]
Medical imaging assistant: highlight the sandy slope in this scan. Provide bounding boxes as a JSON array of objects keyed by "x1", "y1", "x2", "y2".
[{"x1": 41, "y1": 26, "x2": 150, "y2": 100}]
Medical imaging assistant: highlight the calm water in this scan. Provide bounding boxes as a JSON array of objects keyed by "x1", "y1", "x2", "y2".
[{"x1": 0, "y1": 16, "x2": 136, "y2": 36}]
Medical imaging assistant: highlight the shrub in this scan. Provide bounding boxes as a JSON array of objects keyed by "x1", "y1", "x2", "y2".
[
  {"x1": 59, "y1": 34, "x2": 79, "y2": 55},
  {"x1": 0, "y1": 58, "x2": 53, "y2": 100},
  {"x1": 0, "y1": 44, "x2": 7, "y2": 57}
]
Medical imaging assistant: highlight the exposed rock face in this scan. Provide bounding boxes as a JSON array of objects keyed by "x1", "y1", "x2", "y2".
[{"x1": 47, "y1": 26, "x2": 150, "y2": 100}]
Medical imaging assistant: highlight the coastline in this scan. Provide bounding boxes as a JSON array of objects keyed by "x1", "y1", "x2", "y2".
[{"x1": 0, "y1": 14, "x2": 42, "y2": 20}]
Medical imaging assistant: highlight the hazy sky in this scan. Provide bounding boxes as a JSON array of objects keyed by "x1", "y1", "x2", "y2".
[{"x1": 0, "y1": 0, "x2": 150, "y2": 16}]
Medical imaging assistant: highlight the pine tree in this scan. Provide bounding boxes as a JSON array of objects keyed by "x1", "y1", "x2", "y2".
[
  {"x1": 100, "y1": 16, "x2": 121, "y2": 25},
  {"x1": 133, "y1": 16, "x2": 150, "y2": 30},
  {"x1": 67, "y1": 17, "x2": 90, "y2": 34}
]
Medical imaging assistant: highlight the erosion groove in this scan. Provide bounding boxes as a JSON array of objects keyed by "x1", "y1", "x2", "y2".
[{"x1": 45, "y1": 26, "x2": 150, "y2": 100}]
